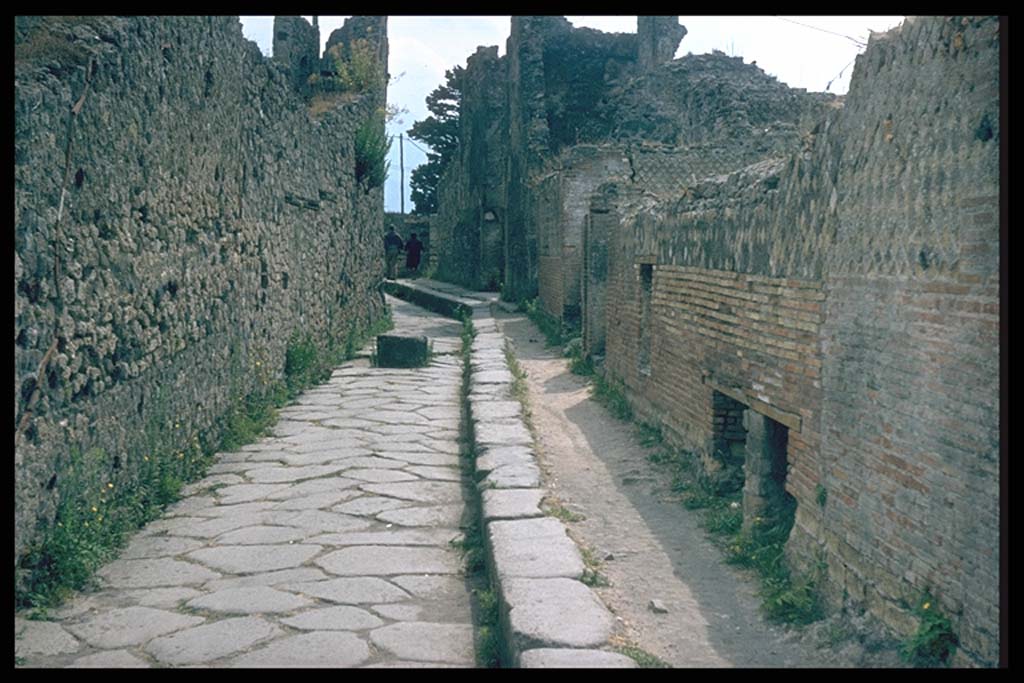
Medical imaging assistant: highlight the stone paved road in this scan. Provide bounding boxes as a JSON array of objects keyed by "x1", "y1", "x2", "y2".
[{"x1": 15, "y1": 296, "x2": 478, "y2": 668}]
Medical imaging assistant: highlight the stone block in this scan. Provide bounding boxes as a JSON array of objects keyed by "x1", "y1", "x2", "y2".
[
  {"x1": 482, "y1": 488, "x2": 545, "y2": 521},
  {"x1": 500, "y1": 577, "x2": 614, "y2": 657},
  {"x1": 376, "y1": 335, "x2": 430, "y2": 368},
  {"x1": 488, "y1": 518, "x2": 584, "y2": 580},
  {"x1": 518, "y1": 648, "x2": 637, "y2": 668}
]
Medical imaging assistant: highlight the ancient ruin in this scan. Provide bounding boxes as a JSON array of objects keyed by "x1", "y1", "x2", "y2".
[{"x1": 14, "y1": 15, "x2": 1001, "y2": 669}]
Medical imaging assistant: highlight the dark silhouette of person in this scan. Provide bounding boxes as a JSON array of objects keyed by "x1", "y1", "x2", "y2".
[
  {"x1": 404, "y1": 233, "x2": 424, "y2": 273},
  {"x1": 384, "y1": 226, "x2": 403, "y2": 279}
]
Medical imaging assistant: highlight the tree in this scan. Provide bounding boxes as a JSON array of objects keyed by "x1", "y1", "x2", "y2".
[{"x1": 408, "y1": 66, "x2": 464, "y2": 214}]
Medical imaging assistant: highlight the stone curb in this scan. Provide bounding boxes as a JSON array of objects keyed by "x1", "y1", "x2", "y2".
[{"x1": 403, "y1": 280, "x2": 625, "y2": 668}]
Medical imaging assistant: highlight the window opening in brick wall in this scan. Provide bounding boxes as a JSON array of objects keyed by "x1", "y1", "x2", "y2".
[
  {"x1": 741, "y1": 410, "x2": 796, "y2": 534},
  {"x1": 712, "y1": 390, "x2": 747, "y2": 495},
  {"x1": 638, "y1": 263, "x2": 653, "y2": 376}
]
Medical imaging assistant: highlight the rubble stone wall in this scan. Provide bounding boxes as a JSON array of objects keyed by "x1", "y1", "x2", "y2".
[{"x1": 14, "y1": 16, "x2": 388, "y2": 581}]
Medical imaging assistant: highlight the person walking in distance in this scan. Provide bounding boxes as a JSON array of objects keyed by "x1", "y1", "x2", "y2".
[
  {"x1": 404, "y1": 232, "x2": 424, "y2": 275},
  {"x1": 384, "y1": 226, "x2": 403, "y2": 279}
]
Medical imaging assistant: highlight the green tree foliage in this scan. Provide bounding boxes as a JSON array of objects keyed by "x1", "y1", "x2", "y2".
[{"x1": 408, "y1": 66, "x2": 464, "y2": 214}]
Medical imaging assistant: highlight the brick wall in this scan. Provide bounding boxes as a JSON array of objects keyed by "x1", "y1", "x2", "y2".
[{"x1": 593, "y1": 16, "x2": 1000, "y2": 666}]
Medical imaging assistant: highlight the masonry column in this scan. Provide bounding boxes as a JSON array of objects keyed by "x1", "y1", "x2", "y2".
[{"x1": 741, "y1": 410, "x2": 786, "y2": 532}]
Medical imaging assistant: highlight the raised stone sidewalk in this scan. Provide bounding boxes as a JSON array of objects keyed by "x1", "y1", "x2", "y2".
[
  {"x1": 15, "y1": 296, "x2": 476, "y2": 668},
  {"x1": 389, "y1": 279, "x2": 636, "y2": 669}
]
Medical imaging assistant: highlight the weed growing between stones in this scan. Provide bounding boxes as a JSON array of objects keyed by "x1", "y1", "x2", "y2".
[
  {"x1": 610, "y1": 641, "x2": 671, "y2": 668},
  {"x1": 579, "y1": 544, "x2": 611, "y2": 588},
  {"x1": 456, "y1": 313, "x2": 501, "y2": 668},
  {"x1": 900, "y1": 592, "x2": 958, "y2": 667},
  {"x1": 542, "y1": 496, "x2": 586, "y2": 523}
]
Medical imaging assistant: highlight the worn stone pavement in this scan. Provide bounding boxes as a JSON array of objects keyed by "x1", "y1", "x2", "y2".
[{"x1": 14, "y1": 296, "x2": 478, "y2": 668}]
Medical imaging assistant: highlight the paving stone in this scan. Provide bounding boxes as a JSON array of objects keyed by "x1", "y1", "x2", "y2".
[
  {"x1": 214, "y1": 525, "x2": 311, "y2": 545},
  {"x1": 14, "y1": 618, "x2": 80, "y2": 657},
  {"x1": 473, "y1": 369, "x2": 514, "y2": 385},
  {"x1": 475, "y1": 420, "x2": 533, "y2": 447},
  {"x1": 307, "y1": 529, "x2": 462, "y2": 547},
  {"x1": 361, "y1": 480, "x2": 463, "y2": 504},
  {"x1": 187, "y1": 544, "x2": 322, "y2": 574},
  {"x1": 207, "y1": 461, "x2": 279, "y2": 475},
  {"x1": 181, "y1": 474, "x2": 245, "y2": 496},
  {"x1": 214, "y1": 483, "x2": 293, "y2": 504},
  {"x1": 127, "y1": 587, "x2": 203, "y2": 608},
  {"x1": 272, "y1": 490, "x2": 362, "y2": 510},
  {"x1": 69, "y1": 650, "x2": 151, "y2": 668},
  {"x1": 203, "y1": 567, "x2": 330, "y2": 592},
  {"x1": 120, "y1": 535, "x2": 208, "y2": 560},
  {"x1": 187, "y1": 586, "x2": 313, "y2": 614},
  {"x1": 370, "y1": 622, "x2": 475, "y2": 664},
  {"x1": 166, "y1": 514, "x2": 274, "y2": 539},
  {"x1": 165, "y1": 495, "x2": 218, "y2": 517},
  {"x1": 332, "y1": 455, "x2": 409, "y2": 470},
  {"x1": 489, "y1": 518, "x2": 584, "y2": 579},
  {"x1": 371, "y1": 450, "x2": 460, "y2": 466},
  {"x1": 502, "y1": 578, "x2": 615, "y2": 652},
  {"x1": 228, "y1": 630, "x2": 370, "y2": 668},
  {"x1": 316, "y1": 546, "x2": 460, "y2": 576},
  {"x1": 405, "y1": 465, "x2": 462, "y2": 481},
  {"x1": 518, "y1": 648, "x2": 638, "y2": 668},
  {"x1": 331, "y1": 496, "x2": 414, "y2": 516},
  {"x1": 244, "y1": 464, "x2": 349, "y2": 484},
  {"x1": 265, "y1": 478, "x2": 362, "y2": 500},
  {"x1": 476, "y1": 445, "x2": 537, "y2": 474},
  {"x1": 193, "y1": 501, "x2": 279, "y2": 518},
  {"x1": 284, "y1": 577, "x2": 411, "y2": 604},
  {"x1": 371, "y1": 603, "x2": 424, "y2": 621},
  {"x1": 65, "y1": 606, "x2": 204, "y2": 648},
  {"x1": 98, "y1": 559, "x2": 221, "y2": 588},
  {"x1": 482, "y1": 488, "x2": 545, "y2": 521},
  {"x1": 272, "y1": 510, "x2": 374, "y2": 533},
  {"x1": 392, "y1": 575, "x2": 470, "y2": 601},
  {"x1": 281, "y1": 605, "x2": 385, "y2": 631},
  {"x1": 145, "y1": 616, "x2": 282, "y2": 665},
  {"x1": 482, "y1": 463, "x2": 542, "y2": 489},
  {"x1": 343, "y1": 468, "x2": 420, "y2": 483},
  {"x1": 376, "y1": 504, "x2": 464, "y2": 527},
  {"x1": 470, "y1": 400, "x2": 523, "y2": 421}
]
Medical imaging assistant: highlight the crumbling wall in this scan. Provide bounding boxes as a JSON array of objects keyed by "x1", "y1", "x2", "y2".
[
  {"x1": 14, "y1": 16, "x2": 389, "y2": 586},
  {"x1": 430, "y1": 46, "x2": 506, "y2": 290},
  {"x1": 591, "y1": 16, "x2": 1000, "y2": 666}
]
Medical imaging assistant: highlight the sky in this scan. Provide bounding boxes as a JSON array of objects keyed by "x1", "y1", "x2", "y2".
[{"x1": 239, "y1": 15, "x2": 905, "y2": 213}]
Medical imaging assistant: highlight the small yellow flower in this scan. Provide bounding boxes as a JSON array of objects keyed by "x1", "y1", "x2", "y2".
[
  {"x1": 923, "y1": 602, "x2": 931, "y2": 610},
  {"x1": 83, "y1": 521, "x2": 89, "y2": 527},
  {"x1": 255, "y1": 361, "x2": 261, "y2": 367},
  {"x1": 143, "y1": 455, "x2": 150, "y2": 461},
  {"x1": 91, "y1": 506, "x2": 98, "y2": 513},
  {"x1": 175, "y1": 423, "x2": 180, "y2": 429},
  {"x1": 107, "y1": 483, "x2": 114, "y2": 489},
  {"x1": 97, "y1": 516, "x2": 103, "y2": 522}
]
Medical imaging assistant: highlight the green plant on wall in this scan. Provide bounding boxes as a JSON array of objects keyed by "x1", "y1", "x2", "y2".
[
  {"x1": 309, "y1": 38, "x2": 383, "y2": 95},
  {"x1": 354, "y1": 119, "x2": 391, "y2": 189},
  {"x1": 901, "y1": 592, "x2": 958, "y2": 667}
]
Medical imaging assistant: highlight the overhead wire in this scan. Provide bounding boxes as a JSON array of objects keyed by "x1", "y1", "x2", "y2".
[{"x1": 773, "y1": 16, "x2": 868, "y2": 47}]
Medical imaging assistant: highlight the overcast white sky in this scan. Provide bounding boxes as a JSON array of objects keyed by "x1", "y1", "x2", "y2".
[{"x1": 239, "y1": 15, "x2": 904, "y2": 213}]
